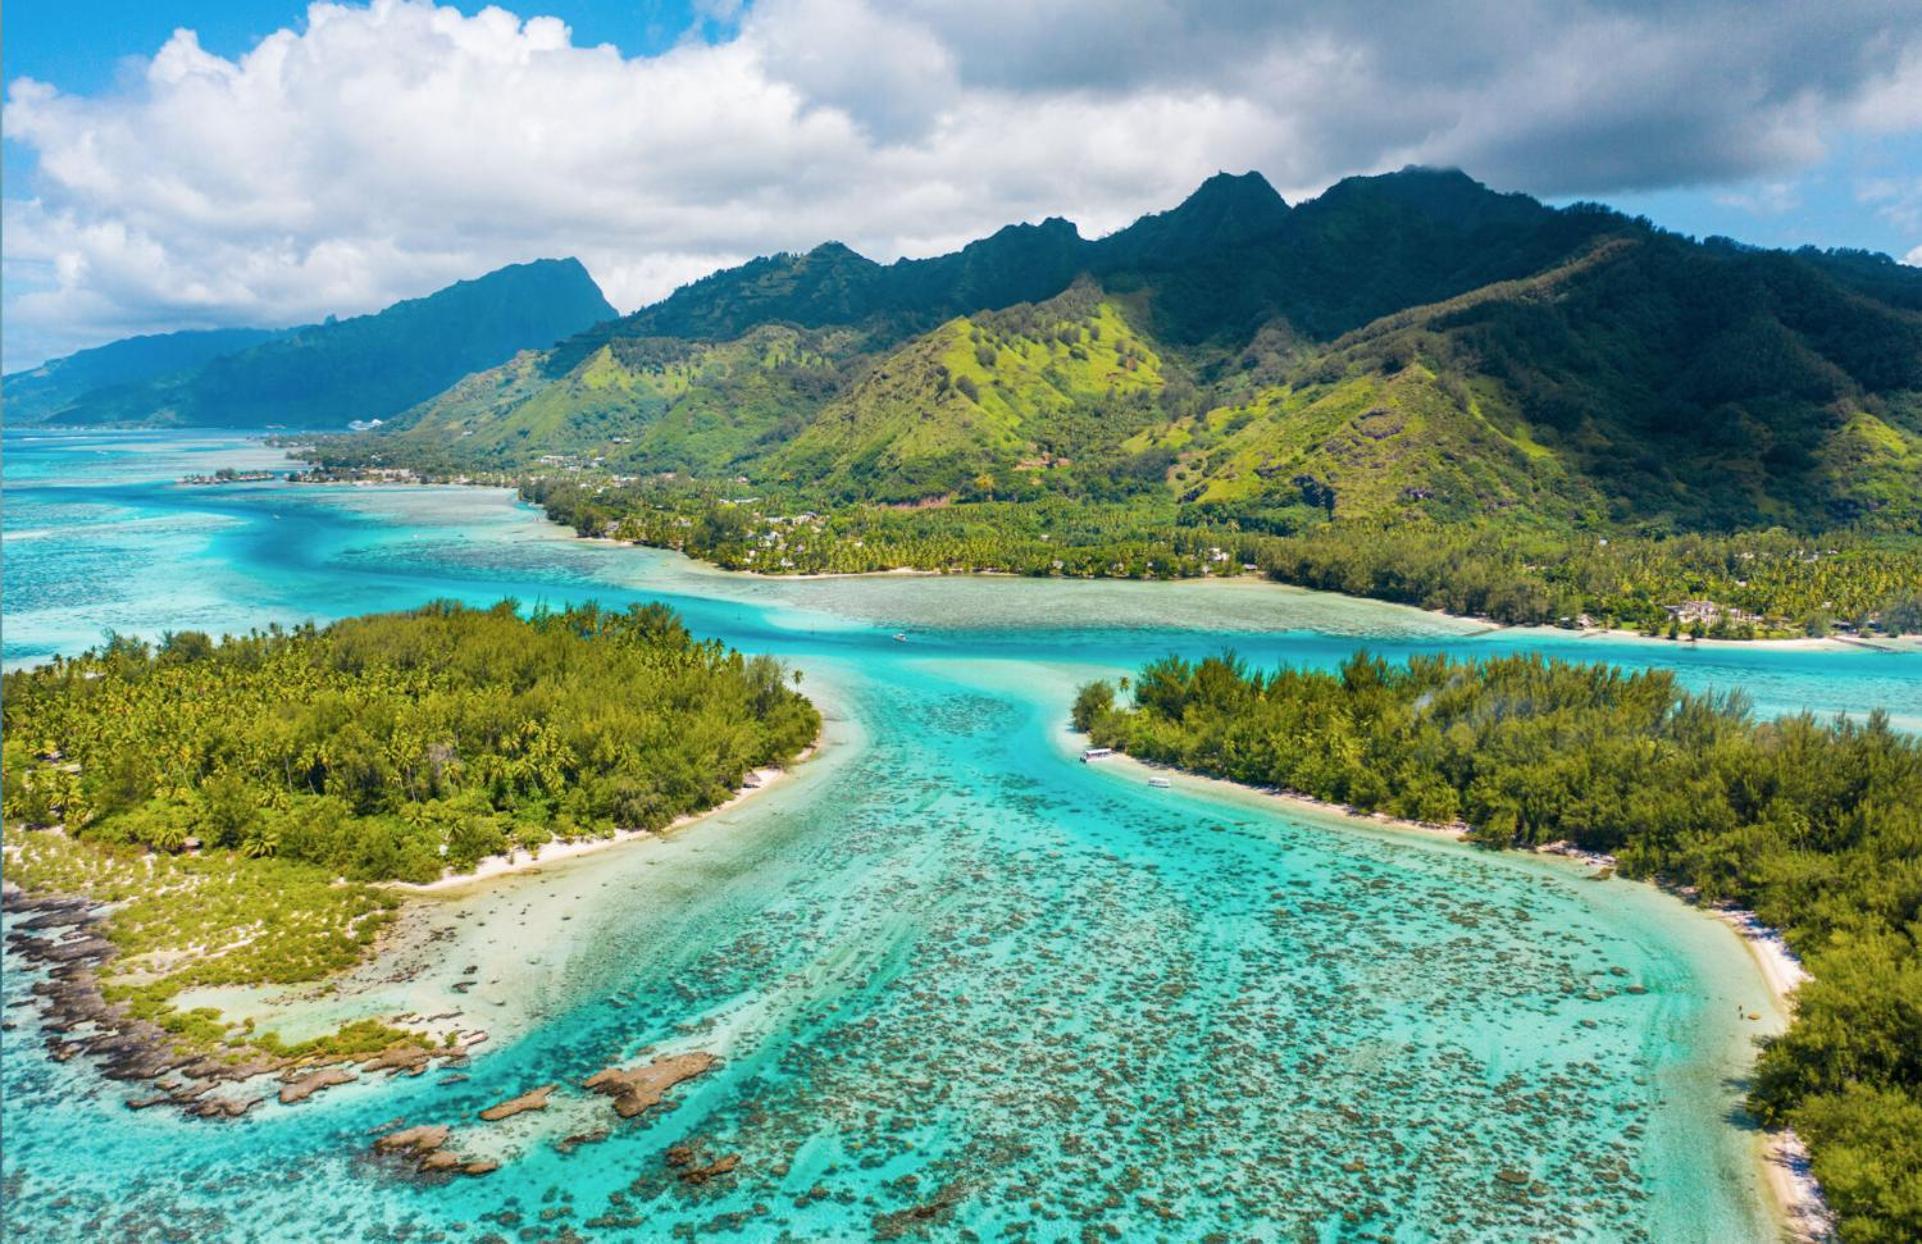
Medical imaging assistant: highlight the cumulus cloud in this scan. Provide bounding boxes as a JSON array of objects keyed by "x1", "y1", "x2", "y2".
[{"x1": 4, "y1": 0, "x2": 1921, "y2": 369}]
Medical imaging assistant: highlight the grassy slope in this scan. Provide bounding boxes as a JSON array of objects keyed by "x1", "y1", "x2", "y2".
[
  {"x1": 766, "y1": 287, "x2": 1167, "y2": 501},
  {"x1": 1166, "y1": 238, "x2": 1922, "y2": 534},
  {"x1": 377, "y1": 326, "x2": 855, "y2": 476}
]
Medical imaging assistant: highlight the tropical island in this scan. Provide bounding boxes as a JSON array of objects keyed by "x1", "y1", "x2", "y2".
[
  {"x1": 2, "y1": 601, "x2": 818, "y2": 1117},
  {"x1": 1073, "y1": 651, "x2": 1922, "y2": 1241},
  {"x1": 234, "y1": 168, "x2": 1922, "y2": 643},
  {"x1": 11, "y1": 1, "x2": 1922, "y2": 1238},
  {"x1": 14, "y1": 170, "x2": 1920, "y2": 640}
]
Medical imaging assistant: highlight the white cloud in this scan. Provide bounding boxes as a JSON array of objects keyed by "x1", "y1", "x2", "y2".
[
  {"x1": 1858, "y1": 175, "x2": 1922, "y2": 234},
  {"x1": 4, "y1": 0, "x2": 1921, "y2": 370},
  {"x1": 1714, "y1": 181, "x2": 1804, "y2": 216}
]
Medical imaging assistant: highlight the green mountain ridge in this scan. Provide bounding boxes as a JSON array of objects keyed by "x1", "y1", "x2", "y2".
[
  {"x1": 389, "y1": 324, "x2": 857, "y2": 476},
  {"x1": 765, "y1": 283, "x2": 1169, "y2": 502},
  {"x1": 35, "y1": 259, "x2": 616, "y2": 429},
  {"x1": 343, "y1": 168, "x2": 1922, "y2": 547},
  {"x1": 1180, "y1": 233, "x2": 1922, "y2": 533},
  {"x1": 4, "y1": 326, "x2": 285, "y2": 424}
]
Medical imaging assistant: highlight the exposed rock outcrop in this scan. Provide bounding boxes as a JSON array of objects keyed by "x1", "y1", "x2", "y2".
[
  {"x1": 582, "y1": 1051, "x2": 718, "y2": 1119},
  {"x1": 478, "y1": 1082, "x2": 556, "y2": 1121}
]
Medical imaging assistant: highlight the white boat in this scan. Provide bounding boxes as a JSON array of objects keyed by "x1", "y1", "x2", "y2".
[
  {"x1": 892, "y1": 632, "x2": 908, "y2": 642},
  {"x1": 1081, "y1": 747, "x2": 1114, "y2": 762},
  {"x1": 1148, "y1": 776, "x2": 1171, "y2": 788}
]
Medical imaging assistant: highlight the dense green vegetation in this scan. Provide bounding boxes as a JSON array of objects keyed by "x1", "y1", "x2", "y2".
[
  {"x1": 1248, "y1": 523, "x2": 1922, "y2": 638},
  {"x1": 4, "y1": 824, "x2": 417, "y2": 1059},
  {"x1": 515, "y1": 476, "x2": 1922, "y2": 637},
  {"x1": 3, "y1": 326, "x2": 283, "y2": 424},
  {"x1": 302, "y1": 168, "x2": 1922, "y2": 635},
  {"x1": 43, "y1": 259, "x2": 616, "y2": 429},
  {"x1": 3, "y1": 601, "x2": 817, "y2": 1061},
  {"x1": 1076, "y1": 652, "x2": 1922, "y2": 1241},
  {"x1": 4, "y1": 601, "x2": 818, "y2": 881}
]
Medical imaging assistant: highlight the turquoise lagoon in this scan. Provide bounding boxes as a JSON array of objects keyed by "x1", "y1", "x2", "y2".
[{"x1": 4, "y1": 427, "x2": 1917, "y2": 1242}]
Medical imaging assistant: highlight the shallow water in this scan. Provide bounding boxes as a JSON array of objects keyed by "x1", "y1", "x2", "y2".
[{"x1": 4, "y1": 428, "x2": 1916, "y2": 1242}]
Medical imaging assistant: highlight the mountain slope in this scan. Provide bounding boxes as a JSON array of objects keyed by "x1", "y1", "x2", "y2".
[
  {"x1": 765, "y1": 283, "x2": 1168, "y2": 501},
  {"x1": 378, "y1": 324, "x2": 858, "y2": 475},
  {"x1": 58, "y1": 259, "x2": 616, "y2": 429},
  {"x1": 548, "y1": 166, "x2": 1623, "y2": 364},
  {"x1": 546, "y1": 218, "x2": 1092, "y2": 375},
  {"x1": 1178, "y1": 233, "x2": 1922, "y2": 532},
  {"x1": 4, "y1": 326, "x2": 284, "y2": 424},
  {"x1": 335, "y1": 167, "x2": 1922, "y2": 540}
]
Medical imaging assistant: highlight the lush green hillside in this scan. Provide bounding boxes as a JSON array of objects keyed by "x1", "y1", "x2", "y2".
[
  {"x1": 546, "y1": 218, "x2": 1094, "y2": 374},
  {"x1": 1176, "y1": 234, "x2": 1922, "y2": 534},
  {"x1": 4, "y1": 326, "x2": 284, "y2": 424},
  {"x1": 310, "y1": 168, "x2": 1922, "y2": 632},
  {"x1": 376, "y1": 324, "x2": 857, "y2": 476},
  {"x1": 56, "y1": 259, "x2": 616, "y2": 429},
  {"x1": 357, "y1": 281, "x2": 1182, "y2": 502},
  {"x1": 764, "y1": 284, "x2": 1170, "y2": 502}
]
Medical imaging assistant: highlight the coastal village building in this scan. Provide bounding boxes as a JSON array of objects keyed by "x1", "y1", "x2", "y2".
[{"x1": 1662, "y1": 600, "x2": 1757, "y2": 626}]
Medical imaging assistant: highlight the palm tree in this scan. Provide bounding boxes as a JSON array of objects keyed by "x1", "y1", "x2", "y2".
[{"x1": 241, "y1": 822, "x2": 281, "y2": 858}]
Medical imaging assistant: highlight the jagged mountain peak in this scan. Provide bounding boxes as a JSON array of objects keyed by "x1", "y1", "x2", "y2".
[{"x1": 1099, "y1": 170, "x2": 1289, "y2": 264}]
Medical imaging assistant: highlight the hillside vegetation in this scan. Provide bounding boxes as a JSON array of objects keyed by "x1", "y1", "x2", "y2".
[
  {"x1": 33, "y1": 259, "x2": 616, "y2": 429},
  {"x1": 309, "y1": 168, "x2": 1922, "y2": 634}
]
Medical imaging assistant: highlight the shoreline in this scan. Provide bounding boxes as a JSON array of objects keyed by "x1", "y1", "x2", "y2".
[
  {"x1": 555, "y1": 514, "x2": 1912, "y2": 655},
  {"x1": 0, "y1": 736, "x2": 824, "y2": 1122},
  {"x1": 1075, "y1": 734, "x2": 1834, "y2": 1241},
  {"x1": 268, "y1": 466, "x2": 1916, "y2": 656},
  {"x1": 0, "y1": 883, "x2": 483, "y2": 1119},
  {"x1": 388, "y1": 744, "x2": 817, "y2": 895}
]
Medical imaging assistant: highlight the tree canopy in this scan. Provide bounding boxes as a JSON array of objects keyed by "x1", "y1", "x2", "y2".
[{"x1": 4, "y1": 600, "x2": 819, "y2": 883}]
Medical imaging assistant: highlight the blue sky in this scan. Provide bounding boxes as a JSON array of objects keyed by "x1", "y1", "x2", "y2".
[
  {"x1": 4, "y1": 1, "x2": 729, "y2": 91},
  {"x1": 5, "y1": 0, "x2": 1919, "y2": 371}
]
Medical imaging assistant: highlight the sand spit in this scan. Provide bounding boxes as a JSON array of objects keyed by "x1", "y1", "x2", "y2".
[{"x1": 394, "y1": 749, "x2": 814, "y2": 894}]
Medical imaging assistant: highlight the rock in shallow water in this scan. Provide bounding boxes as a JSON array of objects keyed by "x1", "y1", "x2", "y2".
[{"x1": 582, "y1": 1052, "x2": 718, "y2": 1119}]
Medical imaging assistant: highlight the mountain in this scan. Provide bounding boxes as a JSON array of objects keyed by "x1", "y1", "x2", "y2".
[
  {"x1": 766, "y1": 282, "x2": 1169, "y2": 502},
  {"x1": 337, "y1": 168, "x2": 1922, "y2": 539},
  {"x1": 1174, "y1": 232, "x2": 1922, "y2": 532},
  {"x1": 1093, "y1": 171, "x2": 1290, "y2": 265},
  {"x1": 552, "y1": 167, "x2": 1620, "y2": 362},
  {"x1": 4, "y1": 326, "x2": 284, "y2": 424},
  {"x1": 385, "y1": 324, "x2": 858, "y2": 476},
  {"x1": 52, "y1": 259, "x2": 616, "y2": 429},
  {"x1": 546, "y1": 218, "x2": 1092, "y2": 374}
]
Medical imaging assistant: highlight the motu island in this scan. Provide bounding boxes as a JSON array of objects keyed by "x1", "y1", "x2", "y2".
[{"x1": 4, "y1": 3, "x2": 1920, "y2": 1241}]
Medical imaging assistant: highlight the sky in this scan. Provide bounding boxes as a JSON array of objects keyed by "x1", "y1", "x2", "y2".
[{"x1": 4, "y1": 0, "x2": 1921, "y2": 373}]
